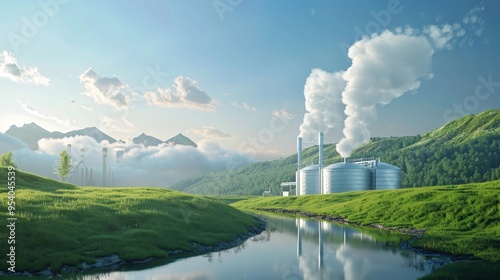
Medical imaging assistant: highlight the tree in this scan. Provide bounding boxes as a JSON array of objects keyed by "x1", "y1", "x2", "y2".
[
  {"x1": 55, "y1": 150, "x2": 72, "y2": 181},
  {"x1": 0, "y1": 151, "x2": 17, "y2": 168}
]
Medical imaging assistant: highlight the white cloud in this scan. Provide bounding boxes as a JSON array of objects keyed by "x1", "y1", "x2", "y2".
[
  {"x1": 463, "y1": 6, "x2": 485, "y2": 25},
  {"x1": 80, "y1": 105, "x2": 93, "y2": 111},
  {"x1": 19, "y1": 102, "x2": 76, "y2": 128},
  {"x1": 458, "y1": 5, "x2": 486, "y2": 47},
  {"x1": 231, "y1": 101, "x2": 258, "y2": 112},
  {"x1": 79, "y1": 68, "x2": 131, "y2": 109},
  {"x1": 188, "y1": 127, "x2": 232, "y2": 139},
  {"x1": 0, "y1": 50, "x2": 50, "y2": 86},
  {"x1": 0, "y1": 133, "x2": 57, "y2": 178},
  {"x1": 272, "y1": 108, "x2": 294, "y2": 121},
  {"x1": 423, "y1": 24, "x2": 464, "y2": 50},
  {"x1": 99, "y1": 115, "x2": 135, "y2": 133},
  {"x1": 29, "y1": 136, "x2": 255, "y2": 187},
  {"x1": 144, "y1": 76, "x2": 216, "y2": 110},
  {"x1": 71, "y1": 98, "x2": 94, "y2": 111}
]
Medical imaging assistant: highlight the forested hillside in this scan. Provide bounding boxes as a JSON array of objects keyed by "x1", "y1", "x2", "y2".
[{"x1": 171, "y1": 109, "x2": 500, "y2": 195}]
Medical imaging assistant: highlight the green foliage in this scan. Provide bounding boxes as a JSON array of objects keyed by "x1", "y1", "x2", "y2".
[
  {"x1": 232, "y1": 180, "x2": 500, "y2": 263},
  {"x1": 55, "y1": 150, "x2": 72, "y2": 181},
  {"x1": 420, "y1": 260, "x2": 500, "y2": 279},
  {"x1": 0, "y1": 151, "x2": 17, "y2": 168},
  {"x1": 172, "y1": 109, "x2": 500, "y2": 195},
  {"x1": 0, "y1": 167, "x2": 258, "y2": 272}
]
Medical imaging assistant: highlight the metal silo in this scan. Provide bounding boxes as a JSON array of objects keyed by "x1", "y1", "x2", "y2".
[
  {"x1": 300, "y1": 165, "x2": 321, "y2": 195},
  {"x1": 322, "y1": 162, "x2": 371, "y2": 193},
  {"x1": 374, "y1": 162, "x2": 402, "y2": 190}
]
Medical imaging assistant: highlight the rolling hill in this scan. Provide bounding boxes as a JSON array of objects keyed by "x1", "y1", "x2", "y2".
[
  {"x1": 0, "y1": 167, "x2": 260, "y2": 272},
  {"x1": 171, "y1": 109, "x2": 500, "y2": 195}
]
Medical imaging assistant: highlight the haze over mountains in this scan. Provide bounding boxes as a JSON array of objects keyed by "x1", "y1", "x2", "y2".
[
  {"x1": 5, "y1": 122, "x2": 197, "y2": 150},
  {"x1": 0, "y1": 123, "x2": 251, "y2": 187}
]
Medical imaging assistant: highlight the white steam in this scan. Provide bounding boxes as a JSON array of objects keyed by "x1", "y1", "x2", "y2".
[
  {"x1": 300, "y1": 19, "x2": 479, "y2": 157},
  {"x1": 299, "y1": 69, "x2": 346, "y2": 142},
  {"x1": 337, "y1": 31, "x2": 434, "y2": 157}
]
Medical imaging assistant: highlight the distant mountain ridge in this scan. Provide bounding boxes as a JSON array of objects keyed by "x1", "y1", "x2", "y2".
[
  {"x1": 6, "y1": 122, "x2": 64, "y2": 150},
  {"x1": 133, "y1": 132, "x2": 197, "y2": 147},
  {"x1": 166, "y1": 133, "x2": 197, "y2": 147},
  {"x1": 65, "y1": 127, "x2": 117, "y2": 144},
  {"x1": 133, "y1": 133, "x2": 163, "y2": 147},
  {"x1": 171, "y1": 109, "x2": 500, "y2": 195},
  {"x1": 5, "y1": 123, "x2": 197, "y2": 150}
]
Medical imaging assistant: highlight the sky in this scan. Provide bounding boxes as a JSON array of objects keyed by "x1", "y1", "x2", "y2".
[{"x1": 0, "y1": 0, "x2": 499, "y2": 185}]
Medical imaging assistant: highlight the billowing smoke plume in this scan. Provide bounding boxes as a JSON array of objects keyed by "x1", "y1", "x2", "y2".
[
  {"x1": 337, "y1": 30, "x2": 434, "y2": 157},
  {"x1": 300, "y1": 20, "x2": 475, "y2": 157},
  {"x1": 299, "y1": 69, "x2": 346, "y2": 142},
  {"x1": 0, "y1": 133, "x2": 254, "y2": 187}
]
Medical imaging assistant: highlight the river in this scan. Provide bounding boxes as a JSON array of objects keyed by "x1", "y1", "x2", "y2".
[{"x1": 72, "y1": 213, "x2": 447, "y2": 280}]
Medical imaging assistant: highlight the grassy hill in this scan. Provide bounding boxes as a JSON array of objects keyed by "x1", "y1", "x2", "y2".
[
  {"x1": 232, "y1": 180, "x2": 500, "y2": 263},
  {"x1": 171, "y1": 109, "x2": 500, "y2": 195},
  {"x1": 0, "y1": 167, "x2": 259, "y2": 273}
]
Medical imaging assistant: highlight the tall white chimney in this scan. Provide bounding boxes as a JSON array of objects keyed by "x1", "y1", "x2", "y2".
[
  {"x1": 102, "y1": 147, "x2": 107, "y2": 187},
  {"x1": 319, "y1": 132, "x2": 324, "y2": 195},
  {"x1": 297, "y1": 136, "x2": 302, "y2": 169},
  {"x1": 296, "y1": 135, "x2": 303, "y2": 196},
  {"x1": 318, "y1": 132, "x2": 324, "y2": 167}
]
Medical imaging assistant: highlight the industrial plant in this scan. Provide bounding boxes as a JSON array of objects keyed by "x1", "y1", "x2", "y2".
[
  {"x1": 294, "y1": 132, "x2": 401, "y2": 195},
  {"x1": 67, "y1": 144, "x2": 114, "y2": 187}
]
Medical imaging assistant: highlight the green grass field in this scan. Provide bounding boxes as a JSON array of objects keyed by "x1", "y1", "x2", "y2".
[
  {"x1": 232, "y1": 181, "x2": 500, "y2": 263},
  {"x1": 0, "y1": 167, "x2": 259, "y2": 273}
]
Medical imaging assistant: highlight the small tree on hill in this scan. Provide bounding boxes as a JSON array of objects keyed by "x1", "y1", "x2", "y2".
[
  {"x1": 55, "y1": 150, "x2": 72, "y2": 181},
  {"x1": 0, "y1": 151, "x2": 17, "y2": 168}
]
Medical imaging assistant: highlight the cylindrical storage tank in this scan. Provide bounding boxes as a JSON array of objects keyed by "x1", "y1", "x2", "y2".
[
  {"x1": 375, "y1": 162, "x2": 402, "y2": 190},
  {"x1": 322, "y1": 162, "x2": 371, "y2": 193},
  {"x1": 299, "y1": 165, "x2": 320, "y2": 195}
]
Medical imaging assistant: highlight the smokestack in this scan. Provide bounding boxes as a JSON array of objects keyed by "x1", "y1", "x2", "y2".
[
  {"x1": 297, "y1": 136, "x2": 302, "y2": 169},
  {"x1": 319, "y1": 132, "x2": 324, "y2": 195},
  {"x1": 67, "y1": 144, "x2": 72, "y2": 156},
  {"x1": 102, "y1": 147, "x2": 107, "y2": 187},
  {"x1": 318, "y1": 132, "x2": 324, "y2": 167}
]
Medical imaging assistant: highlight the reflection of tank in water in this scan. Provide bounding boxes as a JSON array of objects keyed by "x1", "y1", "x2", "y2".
[{"x1": 295, "y1": 217, "x2": 378, "y2": 278}]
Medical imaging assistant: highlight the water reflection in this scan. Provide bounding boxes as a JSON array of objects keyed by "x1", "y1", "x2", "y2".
[
  {"x1": 289, "y1": 217, "x2": 432, "y2": 280},
  {"x1": 74, "y1": 214, "x2": 437, "y2": 280}
]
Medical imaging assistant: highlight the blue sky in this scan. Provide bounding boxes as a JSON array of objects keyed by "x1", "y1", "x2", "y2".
[{"x1": 1, "y1": 0, "x2": 499, "y2": 160}]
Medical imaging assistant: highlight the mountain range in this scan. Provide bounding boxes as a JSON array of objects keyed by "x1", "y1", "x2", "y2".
[
  {"x1": 4, "y1": 122, "x2": 197, "y2": 150},
  {"x1": 171, "y1": 109, "x2": 500, "y2": 195}
]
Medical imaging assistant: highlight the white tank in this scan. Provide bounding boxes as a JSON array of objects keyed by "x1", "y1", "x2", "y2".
[
  {"x1": 322, "y1": 162, "x2": 371, "y2": 193},
  {"x1": 375, "y1": 162, "x2": 402, "y2": 190},
  {"x1": 300, "y1": 165, "x2": 321, "y2": 195}
]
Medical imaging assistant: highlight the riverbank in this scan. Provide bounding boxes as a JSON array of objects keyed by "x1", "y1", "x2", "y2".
[
  {"x1": 0, "y1": 167, "x2": 263, "y2": 274},
  {"x1": 232, "y1": 180, "x2": 500, "y2": 263},
  {"x1": 0, "y1": 217, "x2": 266, "y2": 278},
  {"x1": 256, "y1": 208, "x2": 426, "y2": 236}
]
